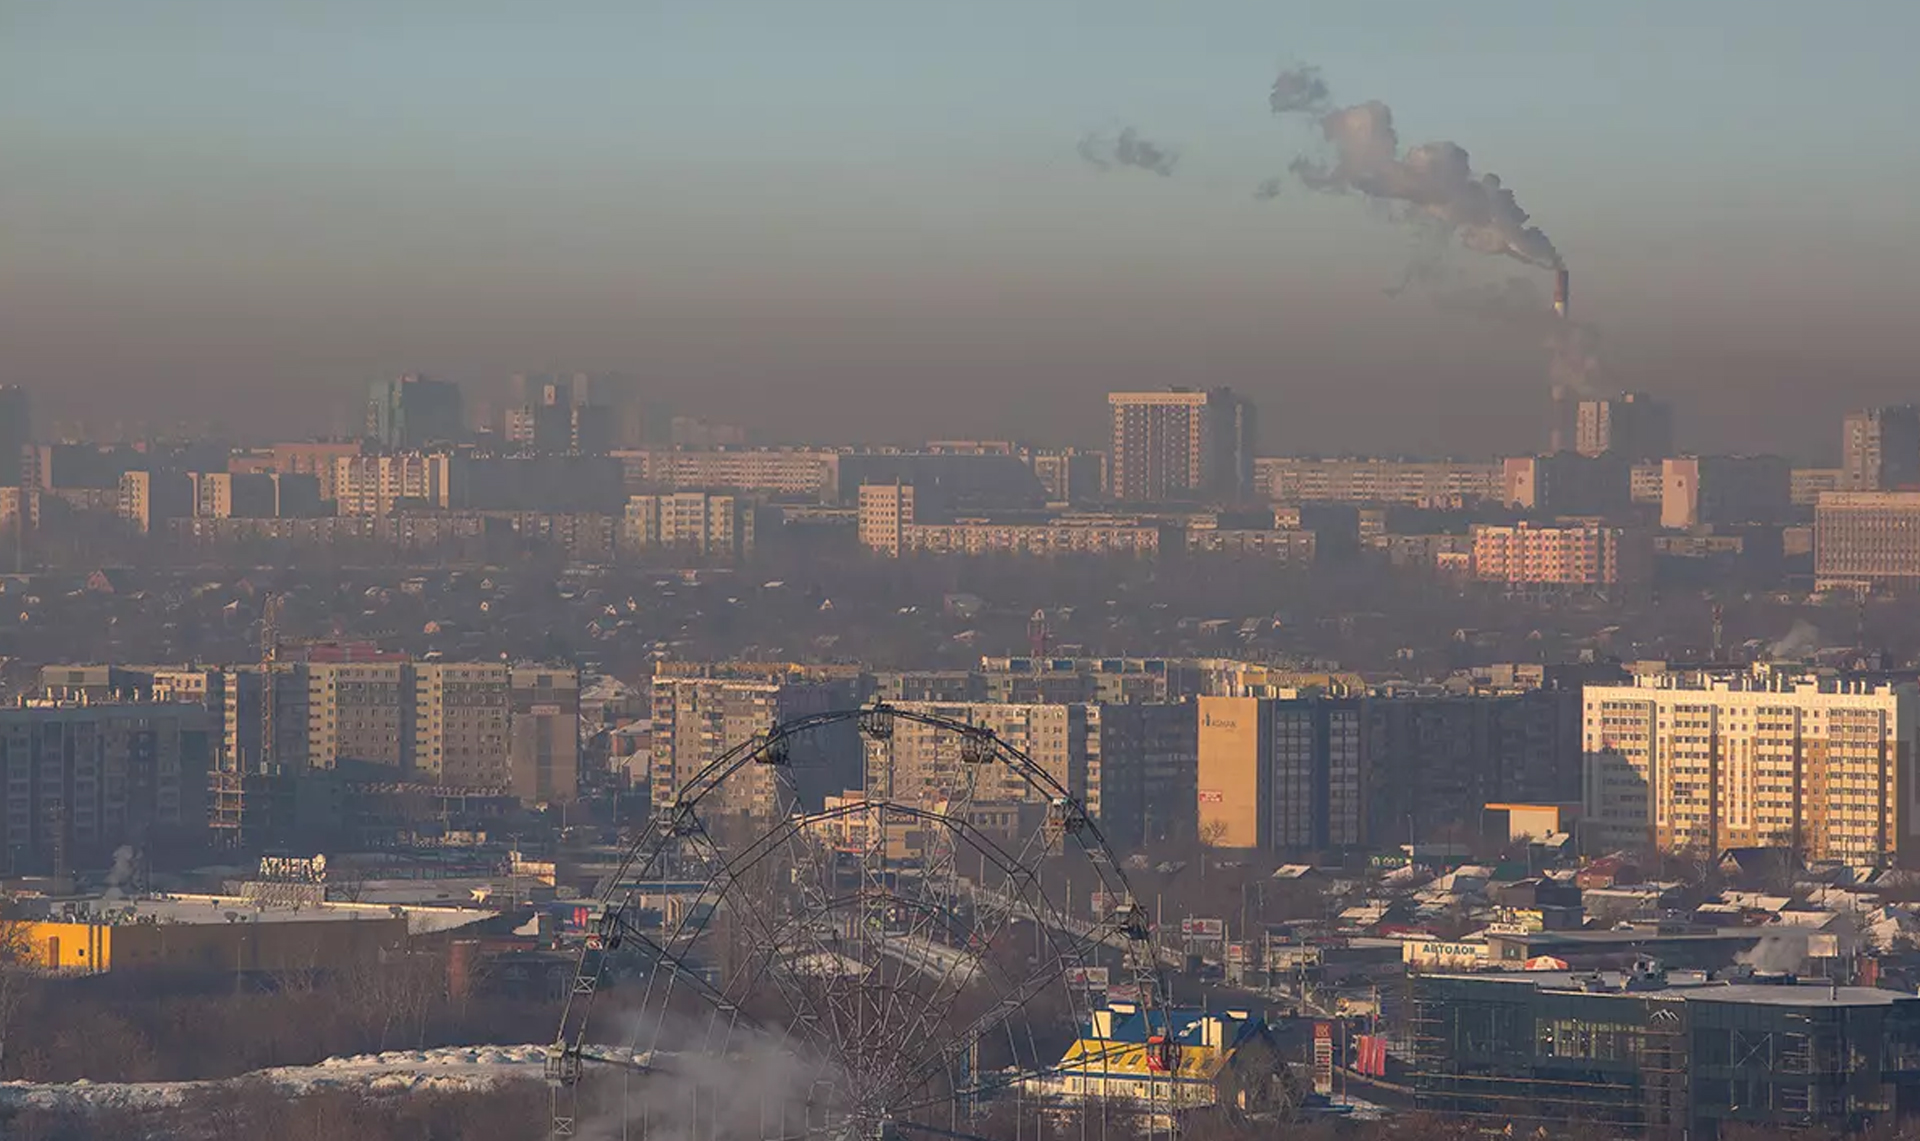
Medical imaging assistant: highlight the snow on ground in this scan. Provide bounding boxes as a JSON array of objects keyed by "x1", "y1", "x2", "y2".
[{"x1": 0, "y1": 1044, "x2": 551, "y2": 1112}]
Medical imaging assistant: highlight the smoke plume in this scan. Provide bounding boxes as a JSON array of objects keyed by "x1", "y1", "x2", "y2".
[
  {"x1": 1737, "y1": 933, "x2": 1810, "y2": 974},
  {"x1": 1267, "y1": 67, "x2": 1561, "y2": 271},
  {"x1": 103, "y1": 844, "x2": 136, "y2": 901},
  {"x1": 1077, "y1": 127, "x2": 1179, "y2": 177},
  {"x1": 1769, "y1": 621, "x2": 1822, "y2": 660}
]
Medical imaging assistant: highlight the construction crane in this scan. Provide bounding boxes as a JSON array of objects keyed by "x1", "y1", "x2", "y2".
[{"x1": 259, "y1": 592, "x2": 284, "y2": 770}]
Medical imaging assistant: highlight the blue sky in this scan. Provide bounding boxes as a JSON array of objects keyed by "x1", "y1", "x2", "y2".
[{"x1": 3, "y1": 0, "x2": 1916, "y2": 453}]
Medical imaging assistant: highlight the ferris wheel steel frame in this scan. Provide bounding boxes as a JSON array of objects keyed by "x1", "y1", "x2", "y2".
[{"x1": 547, "y1": 704, "x2": 1177, "y2": 1141}]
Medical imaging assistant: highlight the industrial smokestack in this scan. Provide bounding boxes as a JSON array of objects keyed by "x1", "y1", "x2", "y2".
[{"x1": 1553, "y1": 269, "x2": 1570, "y2": 319}]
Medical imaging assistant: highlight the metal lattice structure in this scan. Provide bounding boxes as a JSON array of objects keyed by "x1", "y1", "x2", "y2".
[{"x1": 549, "y1": 704, "x2": 1172, "y2": 1141}]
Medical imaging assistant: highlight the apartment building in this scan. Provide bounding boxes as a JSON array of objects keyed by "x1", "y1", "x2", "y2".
[
  {"x1": 1500, "y1": 454, "x2": 1631, "y2": 515},
  {"x1": 1197, "y1": 696, "x2": 1365, "y2": 851},
  {"x1": 1108, "y1": 388, "x2": 1256, "y2": 502},
  {"x1": 1791, "y1": 467, "x2": 1845, "y2": 506},
  {"x1": 648, "y1": 664, "x2": 867, "y2": 821},
  {"x1": 0, "y1": 699, "x2": 215, "y2": 870},
  {"x1": 1815, "y1": 491, "x2": 1920, "y2": 591},
  {"x1": 857, "y1": 483, "x2": 1161, "y2": 558},
  {"x1": 1197, "y1": 689, "x2": 1586, "y2": 855},
  {"x1": 1471, "y1": 522, "x2": 1651, "y2": 588},
  {"x1": 1573, "y1": 392, "x2": 1673, "y2": 460},
  {"x1": 46, "y1": 658, "x2": 579, "y2": 802},
  {"x1": 1254, "y1": 457, "x2": 1502, "y2": 507},
  {"x1": 612, "y1": 448, "x2": 841, "y2": 500},
  {"x1": 413, "y1": 663, "x2": 511, "y2": 788},
  {"x1": 1581, "y1": 668, "x2": 1917, "y2": 861},
  {"x1": 865, "y1": 702, "x2": 1097, "y2": 818},
  {"x1": 332, "y1": 453, "x2": 455, "y2": 517},
  {"x1": 509, "y1": 668, "x2": 581, "y2": 804},
  {"x1": 117, "y1": 470, "x2": 194, "y2": 533},
  {"x1": 1843, "y1": 405, "x2": 1920, "y2": 492},
  {"x1": 624, "y1": 492, "x2": 756, "y2": 557},
  {"x1": 1659, "y1": 456, "x2": 1791, "y2": 529}
]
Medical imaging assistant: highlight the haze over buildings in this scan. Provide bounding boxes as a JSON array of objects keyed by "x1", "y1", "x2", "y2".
[{"x1": 6, "y1": 4, "x2": 1919, "y2": 455}]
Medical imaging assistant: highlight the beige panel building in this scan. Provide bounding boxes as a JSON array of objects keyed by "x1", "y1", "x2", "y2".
[
  {"x1": 856, "y1": 484, "x2": 1160, "y2": 558},
  {"x1": 1582, "y1": 669, "x2": 1917, "y2": 862},
  {"x1": 863, "y1": 702, "x2": 1096, "y2": 821},
  {"x1": 413, "y1": 663, "x2": 511, "y2": 788},
  {"x1": 305, "y1": 661, "x2": 411, "y2": 770},
  {"x1": 623, "y1": 492, "x2": 755, "y2": 557},
  {"x1": 1471, "y1": 522, "x2": 1650, "y2": 587},
  {"x1": 1254, "y1": 457, "x2": 1501, "y2": 507},
  {"x1": 1816, "y1": 491, "x2": 1920, "y2": 591},
  {"x1": 649, "y1": 666, "x2": 865, "y2": 821},
  {"x1": 332, "y1": 453, "x2": 455, "y2": 517}
]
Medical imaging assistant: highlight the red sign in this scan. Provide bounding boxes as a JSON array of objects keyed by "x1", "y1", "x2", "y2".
[
  {"x1": 1312, "y1": 1022, "x2": 1334, "y2": 1094},
  {"x1": 1354, "y1": 1035, "x2": 1389, "y2": 1078},
  {"x1": 1198, "y1": 790, "x2": 1224, "y2": 804}
]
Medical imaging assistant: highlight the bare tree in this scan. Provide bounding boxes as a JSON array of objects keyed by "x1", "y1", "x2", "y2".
[{"x1": 0, "y1": 916, "x2": 36, "y2": 1076}]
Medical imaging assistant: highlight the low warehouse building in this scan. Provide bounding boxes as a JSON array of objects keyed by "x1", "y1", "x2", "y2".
[{"x1": 14, "y1": 894, "x2": 488, "y2": 975}]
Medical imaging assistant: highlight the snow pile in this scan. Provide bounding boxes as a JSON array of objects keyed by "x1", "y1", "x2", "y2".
[{"x1": 0, "y1": 1044, "x2": 548, "y2": 1111}]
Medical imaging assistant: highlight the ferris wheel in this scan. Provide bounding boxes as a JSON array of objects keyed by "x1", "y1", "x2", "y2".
[{"x1": 546, "y1": 703, "x2": 1171, "y2": 1141}]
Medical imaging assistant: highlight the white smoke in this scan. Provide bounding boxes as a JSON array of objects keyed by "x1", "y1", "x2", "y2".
[
  {"x1": 579, "y1": 1010, "x2": 837, "y2": 1141},
  {"x1": 1267, "y1": 66, "x2": 1561, "y2": 272},
  {"x1": 1078, "y1": 127, "x2": 1179, "y2": 177},
  {"x1": 102, "y1": 844, "x2": 136, "y2": 901},
  {"x1": 1769, "y1": 621, "x2": 1821, "y2": 661},
  {"x1": 1737, "y1": 933, "x2": 1810, "y2": 974}
]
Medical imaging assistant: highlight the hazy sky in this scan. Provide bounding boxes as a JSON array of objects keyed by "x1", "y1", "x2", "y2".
[{"x1": 4, "y1": 1, "x2": 1917, "y2": 457}]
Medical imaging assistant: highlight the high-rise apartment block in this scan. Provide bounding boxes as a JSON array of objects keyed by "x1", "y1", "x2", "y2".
[
  {"x1": 366, "y1": 375, "x2": 464, "y2": 450},
  {"x1": 1844, "y1": 405, "x2": 1920, "y2": 492},
  {"x1": 1471, "y1": 522, "x2": 1651, "y2": 588},
  {"x1": 1582, "y1": 669, "x2": 1917, "y2": 861},
  {"x1": 1108, "y1": 388, "x2": 1256, "y2": 502},
  {"x1": 42, "y1": 658, "x2": 580, "y2": 802},
  {"x1": 1197, "y1": 696, "x2": 1365, "y2": 850},
  {"x1": 188, "y1": 472, "x2": 321, "y2": 519},
  {"x1": 623, "y1": 492, "x2": 755, "y2": 557},
  {"x1": 1197, "y1": 689, "x2": 1586, "y2": 854},
  {"x1": 648, "y1": 665, "x2": 867, "y2": 822},
  {"x1": 503, "y1": 373, "x2": 613, "y2": 454},
  {"x1": 0, "y1": 387, "x2": 29, "y2": 487},
  {"x1": 865, "y1": 702, "x2": 1098, "y2": 817},
  {"x1": 332, "y1": 453, "x2": 456, "y2": 516},
  {"x1": 117, "y1": 470, "x2": 195, "y2": 533},
  {"x1": 1815, "y1": 491, "x2": 1920, "y2": 591},
  {"x1": 1659, "y1": 455, "x2": 1791, "y2": 529},
  {"x1": 508, "y1": 668, "x2": 581, "y2": 805},
  {"x1": 1574, "y1": 392, "x2": 1673, "y2": 460},
  {"x1": 0, "y1": 699, "x2": 214, "y2": 871},
  {"x1": 1501, "y1": 453, "x2": 1631, "y2": 515}
]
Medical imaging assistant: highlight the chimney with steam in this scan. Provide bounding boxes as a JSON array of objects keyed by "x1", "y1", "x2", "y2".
[{"x1": 1553, "y1": 268, "x2": 1570, "y2": 319}]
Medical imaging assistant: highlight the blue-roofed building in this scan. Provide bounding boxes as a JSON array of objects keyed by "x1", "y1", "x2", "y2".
[{"x1": 1027, "y1": 1003, "x2": 1298, "y2": 1118}]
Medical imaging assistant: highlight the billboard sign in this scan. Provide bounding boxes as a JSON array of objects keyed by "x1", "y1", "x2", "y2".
[
  {"x1": 1312, "y1": 1022, "x2": 1334, "y2": 1094},
  {"x1": 1064, "y1": 966, "x2": 1110, "y2": 989},
  {"x1": 1180, "y1": 917, "x2": 1226, "y2": 940}
]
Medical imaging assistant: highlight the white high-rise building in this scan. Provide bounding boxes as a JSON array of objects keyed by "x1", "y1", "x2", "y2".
[{"x1": 1582, "y1": 667, "x2": 1917, "y2": 862}]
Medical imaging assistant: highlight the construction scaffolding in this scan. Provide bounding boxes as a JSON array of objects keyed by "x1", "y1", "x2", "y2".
[{"x1": 1409, "y1": 971, "x2": 1920, "y2": 1141}]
